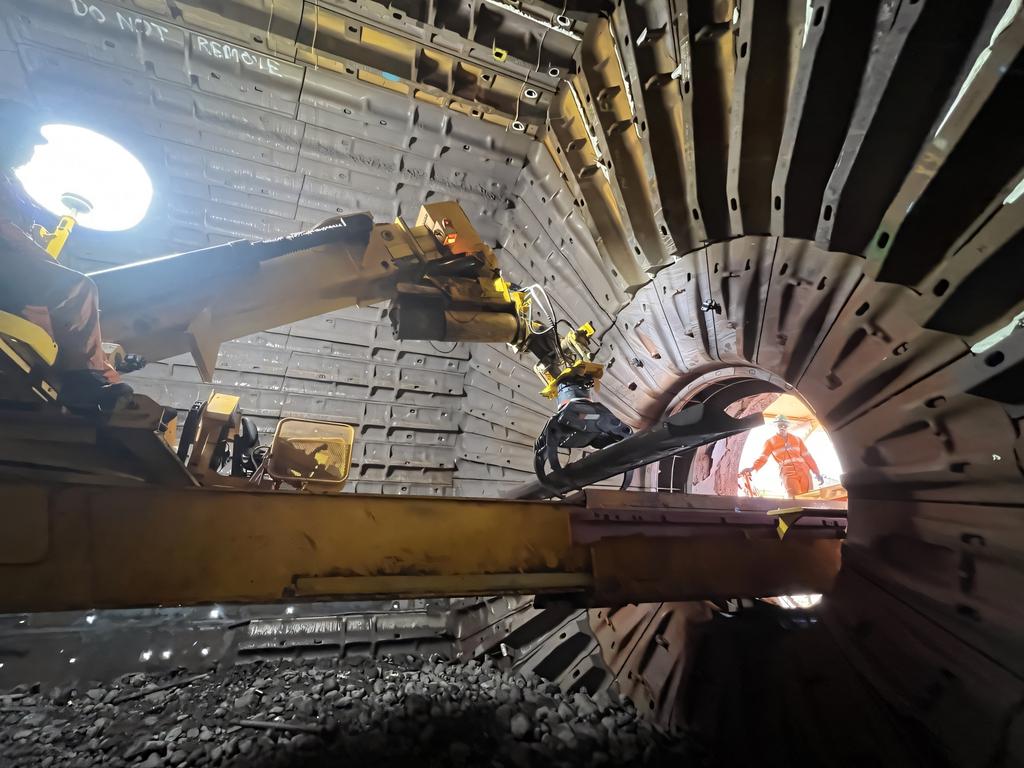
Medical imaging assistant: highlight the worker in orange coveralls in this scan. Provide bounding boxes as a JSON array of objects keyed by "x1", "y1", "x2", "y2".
[{"x1": 741, "y1": 414, "x2": 823, "y2": 497}]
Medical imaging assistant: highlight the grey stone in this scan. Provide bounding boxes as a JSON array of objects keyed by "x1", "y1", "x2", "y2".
[
  {"x1": 20, "y1": 711, "x2": 48, "y2": 727},
  {"x1": 573, "y1": 692, "x2": 598, "y2": 718},
  {"x1": 553, "y1": 723, "x2": 578, "y2": 750},
  {"x1": 293, "y1": 733, "x2": 321, "y2": 750},
  {"x1": 510, "y1": 712, "x2": 532, "y2": 739},
  {"x1": 232, "y1": 690, "x2": 258, "y2": 711}
]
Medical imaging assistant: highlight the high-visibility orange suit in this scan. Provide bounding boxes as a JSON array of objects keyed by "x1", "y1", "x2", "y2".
[{"x1": 750, "y1": 432, "x2": 821, "y2": 497}]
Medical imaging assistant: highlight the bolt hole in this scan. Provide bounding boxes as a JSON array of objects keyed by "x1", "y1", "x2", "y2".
[
  {"x1": 740, "y1": 42, "x2": 748, "y2": 58},
  {"x1": 876, "y1": 231, "x2": 890, "y2": 249},
  {"x1": 855, "y1": 302, "x2": 870, "y2": 316},
  {"x1": 730, "y1": 198, "x2": 738, "y2": 211},
  {"x1": 683, "y1": 80, "x2": 691, "y2": 94},
  {"x1": 774, "y1": 196, "x2": 781, "y2": 210},
  {"x1": 628, "y1": 382, "x2": 637, "y2": 391},
  {"x1": 933, "y1": 279, "x2": 949, "y2": 297},
  {"x1": 823, "y1": 204, "x2": 833, "y2": 221},
  {"x1": 985, "y1": 351, "x2": 1004, "y2": 367},
  {"x1": 692, "y1": 208, "x2": 700, "y2": 220},
  {"x1": 780, "y1": 263, "x2": 789, "y2": 276},
  {"x1": 813, "y1": 6, "x2": 825, "y2": 25},
  {"x1": 549, "y1": 67, "x2": 560, "y2": 77}
]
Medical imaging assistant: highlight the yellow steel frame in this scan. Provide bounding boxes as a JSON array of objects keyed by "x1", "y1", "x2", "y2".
[
  {"x1": 34, "y1": 214, "x2": 77, "y2": 260},
  {"x1": 0, "y1": 310, "x2": 58, "y2": 367},
  {"x1": 0, "y1": 484, "x2": 841, "y2": 614}
]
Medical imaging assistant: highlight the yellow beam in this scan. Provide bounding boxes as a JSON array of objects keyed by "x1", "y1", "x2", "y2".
[{"x1": 0, "y1": 484, "x2": 842, "y2": 613}]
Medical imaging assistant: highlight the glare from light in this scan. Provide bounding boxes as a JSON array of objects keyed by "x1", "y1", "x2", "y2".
[
  {"x1": 285, "y1": 606, "x2": 295, "y2": 615},
  {"x1": 776, "y1": 594, "x2": 823, "y2": 610},
  {"x1": 209, "y1": 607, "x2": 222, "y2": 619},
  {"x1": 160, "y1": 649, "x2": 172, "y2": 660},
  {"x1": 140, "y1": 649, "x2": 153, "y2": 662},
  {"x1": 69, "y1": 657, "x2": 77, "y2": 664},
  {"x1": 200, "y1": 647, "x2": 210, "y2": 657},
  {"x1": 86, "y1": 614, "x2": 96, "y2": 625},
  {"x1": 15, "y1": 124, "x2": 153, "y2": 232}
]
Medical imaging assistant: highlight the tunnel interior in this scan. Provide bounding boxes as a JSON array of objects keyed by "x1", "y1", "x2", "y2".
[{"x1": 0, "y1": 0, "x2": 1023, "y2": 766}]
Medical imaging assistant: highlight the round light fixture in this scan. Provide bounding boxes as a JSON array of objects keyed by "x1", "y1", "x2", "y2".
[{"x1": 15, "y1": 124, "x2": 153, "y2": 232}]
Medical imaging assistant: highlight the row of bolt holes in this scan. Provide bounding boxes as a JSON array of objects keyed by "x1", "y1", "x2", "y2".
[{"x1": 591, "y1": 607, "x2": 653, "y2": 708}]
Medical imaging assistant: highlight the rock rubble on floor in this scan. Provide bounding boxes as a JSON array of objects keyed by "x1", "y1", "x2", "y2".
[{"x1": 0, "y1": 655, "x2": 697, "y2": 767}]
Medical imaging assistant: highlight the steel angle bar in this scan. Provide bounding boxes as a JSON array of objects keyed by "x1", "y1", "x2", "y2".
[{"x1": 506, "y1": 400, "x2": 766, "y2": 500}]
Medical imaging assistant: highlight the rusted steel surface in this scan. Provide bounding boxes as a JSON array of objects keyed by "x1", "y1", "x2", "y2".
[{"x1": 4, "y1": 0, "x2": 1024, "y2": 763}]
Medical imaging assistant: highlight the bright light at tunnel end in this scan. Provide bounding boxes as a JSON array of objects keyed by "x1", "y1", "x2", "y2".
[{"x1": 15, "y1": 124, "x2": 153, "y2": 232}]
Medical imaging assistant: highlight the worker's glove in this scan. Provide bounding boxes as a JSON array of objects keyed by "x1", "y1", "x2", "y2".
[{"x1": 814, "y1": 472, "x2": 823, "y2": 484}]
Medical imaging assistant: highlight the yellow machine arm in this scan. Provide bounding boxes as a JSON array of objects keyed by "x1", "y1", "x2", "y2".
[
  {"x1": 90, "y1": 201, "x2": 630, "y2": 483},
  {"x1": 91, "y1": 201, "x2": 600, "y2": 400},
  {"x1": 93, "y1": 201, "x2": 589, "y2": 393}
]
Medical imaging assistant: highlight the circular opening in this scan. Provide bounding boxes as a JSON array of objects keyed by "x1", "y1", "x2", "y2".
[
  {"x1": 16, "y1": 124, "x2": 153, "y2": 231},
  {"x1": 511, "y1": 120, "x2": 526, "y2": 132},
  {"x1": 656, "y1": 384, "x2": 843, "y2": 611},
  {"x1": 658, "y1": 388, "x2": 844, "y2": 502},
  {"x1": 523, "y1": 87, "x2": 539, "y2": 99}
]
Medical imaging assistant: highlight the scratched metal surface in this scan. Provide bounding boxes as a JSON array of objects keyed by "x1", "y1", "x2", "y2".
[{"x1": 1, "y1": 0, "x2": 1024, "y2": 762}]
